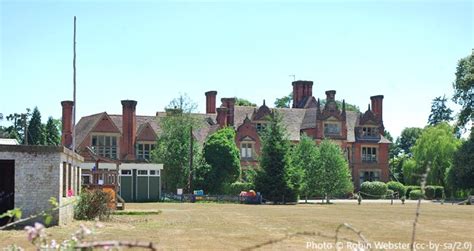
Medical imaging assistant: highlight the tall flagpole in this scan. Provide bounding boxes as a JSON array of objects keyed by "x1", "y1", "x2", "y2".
[{"x1": 72, "y1": 16, "x2": 77, "y2": 152}]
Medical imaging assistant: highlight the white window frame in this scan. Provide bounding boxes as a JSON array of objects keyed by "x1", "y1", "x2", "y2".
[
  {"x1": 136, "y1": 141, "x2": 156, "y2": 160},
  {"x1": 240, "y1": 142, "x2": 253, "y2": 159},
  {"x1": 120, "y1": 169, "x2": 132, "y2": 176},
  {"x1": 137, "y1": 170, "x2": 148, "y2": 176},
  {"x1": 324, "y1": 121, "x2": 341, "y2": 136},
  {"x1": 361, "y1": 146, "x2": 378, "y2": 163},
  {"x1": 361, "y1": 126, "x2": 378, "y2": 137},
  {"x1": 149, "y1": 169, "x2": 160, "y2": 176},
  {"x1": 91, "y1": 133, "x2": 119, "y2": 159}
]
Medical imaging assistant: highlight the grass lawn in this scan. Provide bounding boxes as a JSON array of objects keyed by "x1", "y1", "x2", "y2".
[{"x1": 1, "y1": 202, "x2": 473, "y2": 250}]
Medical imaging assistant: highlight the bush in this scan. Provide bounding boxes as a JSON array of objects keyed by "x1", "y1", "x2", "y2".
[
  {"x1": 434, "y1": 186, "x2": 445, "y2": 199},
  {"x1": 385, "y1": 189, "x2": 395, "y2": 198},
  {"x1": 386, "y1": 181, "x2": 406, "y2": 198},
  {"x1": 74, "y1": 189, "x2": 111, "y2": 220},
  {"x1": 224, "y1": 182, "x2": 254, "y2": 195},
  {"x1": 405, "y1": 185, "x2": 421, "y2": 198},
  {"x1": 360, "y1": 181, "x2": 388, "y2": 199},
  {"x1": 409, "y1": 190, "x2": 425, "y2": 200},
  {"x1": 425, "y1": 186, "x2": 435, "y2": 200}
]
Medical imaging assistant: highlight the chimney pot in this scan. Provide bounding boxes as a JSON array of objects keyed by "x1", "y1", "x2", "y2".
[{"x1": 205, "y1": 91, "x2": 218, "y2": 114}]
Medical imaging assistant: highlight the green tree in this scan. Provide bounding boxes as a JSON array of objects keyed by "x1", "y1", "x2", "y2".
[
  {"x1": 153, "y1": 95, "x2": 201, "y2": 193},
  {"x1": 5, "y1": 109, "x2": 31, "y2": 143},
  {"x1": 412, "y1": 123, "x2": 461, "y2": 187},
  {"x1": 235, "y1": 98, "x2": 256, "y2": 107},
  {"x1": 27, "y1": 107, "x2": 45, "y2": 145},
  {"x1": 317, "y1": 140, "x2": 353, "y2": 203},
  {"x1": 44, "y1": 117, "x2": 61, "y2": 146},
  {"x1": 452, "y1": 51, "x2": 473, "y2": 129},
  {"x1": 390, "y1": 153, "x2": 410, "y2": 184},
  {"x1": 274, "y1": 93, "x2": 292, "y2": 108},
  {"x1": 292, "y1": 135, "x2": 320, "y2": 199},
  {"x1": 384, "y1": 130, "x2": 399, "y2": 159},
  {"x1": 402, "y1": 158, "x2": 418, "y2": 185},
  {"x1": 397, "y1": 127, "x2": 423, "y2": 156},
  {"x1": 446, "y1": 137, "x2": 474, "y2": 193},
  {"x1": 428, "y1": 95, "x2": 453, "y2": 126},
  {"x1": 201, "y1": 128, "x2": 241, "y2": 194},
  {"x1": 255, "y1": 112, "x2": 297, "y2": 203}
]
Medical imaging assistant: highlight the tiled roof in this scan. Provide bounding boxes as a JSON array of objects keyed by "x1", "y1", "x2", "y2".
[
  {"x1": 233, "y1": 106, "x2": 306, "y2": 141},
  {"x1": 301, "y1": 108, "x2": 317, "y2": 129},
  {"x1": 75, "y1": 105, "x2": 388, "y2": 147},
  {"x1": 234, "y1": 106, "x2": 257, "y2": 128},
  {"x1": 75, "y1": 112, "x2": 104, "y2": 148},
  {"x1": 346, "y1": 111, "x2": 359, "y2": 142},
  {"x1": 274, "y1": 108, "x2": 306, "y2": 141},
  {"x1": 77, "y1": 112, "x2": 217, "y2": 147}
]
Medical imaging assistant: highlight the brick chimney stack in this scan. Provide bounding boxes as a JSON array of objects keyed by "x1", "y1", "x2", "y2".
[
  {"x1": 370, "y1": 95, "x2": 384, "y2": 122},
  {"x1": 292, "y1": 80, "x2": 313, "y2": 108},
  {"x1": 205, "y1": 91, "x2": 218, "y2": 114},
  {"x1": 121, "y1": 100, "x2": 137, "y2": 160},
  {"x1": 61, "y1": 101, "x2": 74, "y2": 149},
  {"x1": 216, "y1": 107, "x2": 228, "y2": 128},
  {"x1": 221, "y1": 98, "x2": 236, "y2": 126}
]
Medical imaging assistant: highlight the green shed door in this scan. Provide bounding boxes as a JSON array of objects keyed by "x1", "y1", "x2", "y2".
[
  {"x1": 119, "y1": 175, "x2": 133, "y2": 202},
  {"x1": 149, "y1": 176, "x2": 160, "y2": 201},
  {"x1": 136, "y1": 176, "x2": 149, "y2": 202}
]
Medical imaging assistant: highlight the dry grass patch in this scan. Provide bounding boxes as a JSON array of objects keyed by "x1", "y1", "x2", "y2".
[{"x1": 0, "y1": 202, "x2": 473, "y2": 250}]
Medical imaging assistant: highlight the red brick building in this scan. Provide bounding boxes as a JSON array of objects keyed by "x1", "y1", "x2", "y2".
[
  {"x1": 67, "y1": 80, "x2": 390, "y2": 190},
  {"x1": 210, "y1": 80, "x2": 390, "y2": 189}
]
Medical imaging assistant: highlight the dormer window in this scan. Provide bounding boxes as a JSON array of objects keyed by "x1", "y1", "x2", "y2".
[
  {"x1": 324, "y1": 122, "x2": 341, "y2": 136},
  {"x1": 91, "y1": 135, "x2": 118, "y2": 159},
  {"x1": 362, "y1": 127, "x2": 378, "y2": 137},
  {"x1": 256, "y1": 123, "x2": 267, "y2": 134},
  {"x1": 136, "y1": 142, "x2": 155, "y2": 160}
]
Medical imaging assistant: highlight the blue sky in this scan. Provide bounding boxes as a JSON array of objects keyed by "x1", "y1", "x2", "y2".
[{"x1": 1, "y1": 0, "x2": 472, "y2": 138}]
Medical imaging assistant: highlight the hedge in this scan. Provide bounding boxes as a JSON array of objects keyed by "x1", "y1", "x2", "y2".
[
  {"x1": 385, "y1": 189, "x2": 395, "y2": 198},
  {"x1": 409, "y1": 190, "x2": 425, "y2": 200},
  {"x1": 386, "y1": 181, "x2": 406, "y2": 198},
  {"x1": 434, "y1": 186, "x2": 445, "y2": 199},
  {"x1": 224, "y1": 182, "x2": 254, "y2": 195},
  {"x1": 425, "y1": 186, "x2": 436, "y2": 200},
  {"x1": 405, "y1": 185, "x2": 421, "y2": 198},
  {"x1": 360, "y1": 181, "x2": 388, "y2": 199}
]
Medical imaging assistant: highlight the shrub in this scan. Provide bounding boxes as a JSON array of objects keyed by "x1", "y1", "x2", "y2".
[
  {"x1": 409, "y1": 190, "x2": 425, "y2": 200},
  {"x1": 360, "y1": 181, "x2": 388, "y2": 199},
  {"x1": 385, "y1": 189, "x2": 395, "y2": 198},
  {"x1": 434, "y1": 186, "x2": 445, "y2": 199},
  {"x1": 74, "y1": 189, "x2": 111, "y2": 220},
  {"x1": 386, "y1": 181, "x2": 406, "y2": 198},
  {"x1": 224, "y1": 182, "x2": 254, "y2": 195},
  {"x1": 405, "y1": 185, "x2": 421, "y2": 198},
  {"x1": 425, "y1": 186, "x2": 435, "y2": 200}
]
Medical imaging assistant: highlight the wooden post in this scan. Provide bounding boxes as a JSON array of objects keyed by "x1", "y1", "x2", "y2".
[
  {"x1": 188, "y1": 125, "x2": 193, "y2": 193},
  {"x1": 72, "y1": 16, "x2": 77, "y2": 152}
]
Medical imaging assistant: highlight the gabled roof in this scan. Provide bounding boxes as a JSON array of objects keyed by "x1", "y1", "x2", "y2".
[
  {"x1": 76, "y1": 111, "x2": 218, "y2": 148},
  {"x1": 75, "y1": 112, "x2": 106, "y2": 149},
  {"x1": 346, "y1": 111, "x2": 360, "y2": 142},
  {"x1": 233, "y1": 105, "x2": 306, "y2": 141}
]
